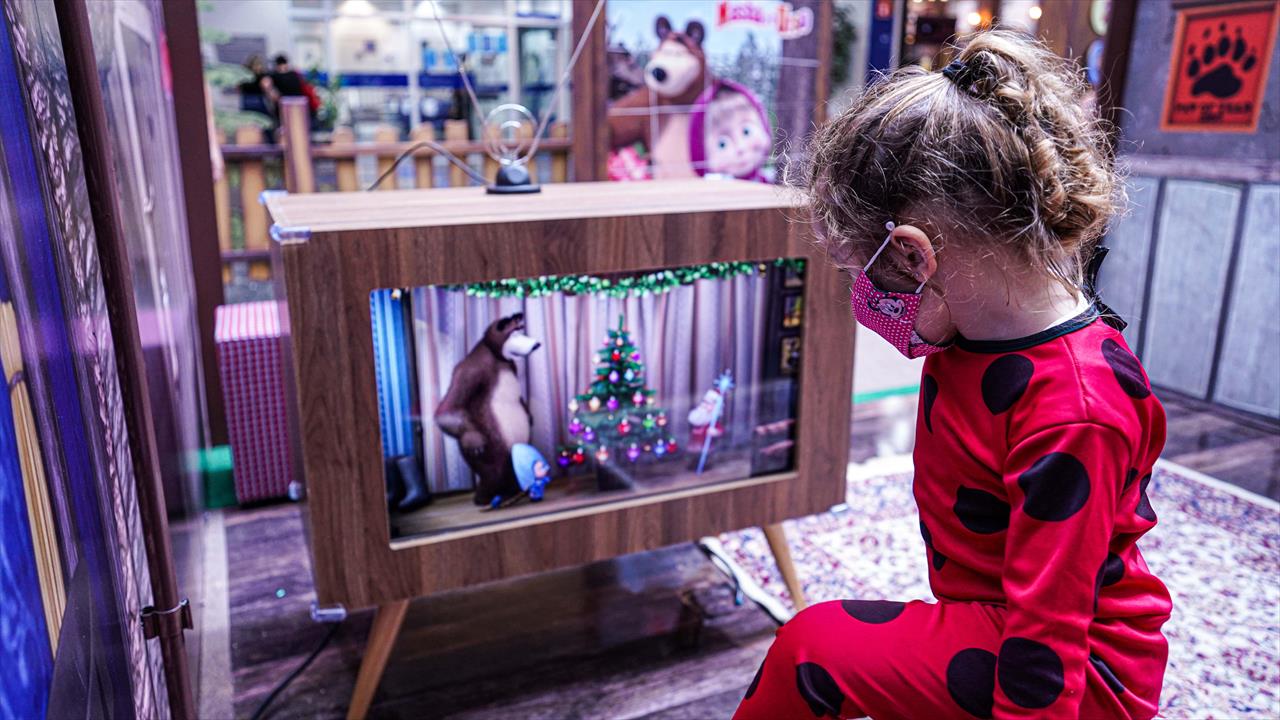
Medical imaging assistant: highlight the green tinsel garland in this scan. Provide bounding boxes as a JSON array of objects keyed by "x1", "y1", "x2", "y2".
[{"x1": 447, "y1": 258, "x2": 806, "y2": 299}]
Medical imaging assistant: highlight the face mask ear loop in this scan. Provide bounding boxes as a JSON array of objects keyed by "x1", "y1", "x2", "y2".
[{"x1": 863, "y1": 221, "x2": 896, "y2": 272}]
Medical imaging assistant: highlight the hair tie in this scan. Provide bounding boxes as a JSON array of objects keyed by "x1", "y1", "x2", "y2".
[{"x1": 941, "y1": 60, "x2": 968, "y2": 83}]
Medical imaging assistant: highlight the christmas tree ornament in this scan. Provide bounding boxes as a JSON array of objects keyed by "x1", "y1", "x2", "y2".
[
  {"x1": 609, "y1": 370, "x2": 620, "y2": 383},
  {"x1": 583, "y1": 426, "x2": 596, "y2": 443},
  {"x1": 654, "y1": 443, "x2": 667, "y2": 457},
  {"x1": 627, "y1": 444, "x2": 641, "y2": 462},
  {"x1": 667, "y1": 439, "x2": 679, "y2": 453},
  {"x1": 568, "y1": 399, "x2": 579, "y2": 413},
  {"x1": 624, "y1": 370, "x2": 635, "y2": 381},
  {"x1": 643, "y1": 443, "x2": 652, "y2": 452},
  {"x1": 632, "y1": 391, "x2": 644, "y2": 406},
  {"x1": 647, "y1": 397, "x2": 656, "y2": 406},
  {"x1": 618, "y1": 419, "x2": 631, "y2": 435},
  {"x1": 596, "y1": 446, "x2": 610, "y2": 462},
  {"x1": 611, "y1": 350, "x2": 621, "y2": 361},
  {"x1": 568, "y1": 418, "x2": 583, "y2": 435},
  {"x1": 572, "y1": 448, "x2": 586, "y2": 465},
  {"x1": 606, "y1": 396, "x2": 620, "y2": 411},
  {"x1": 643, "y1": 414, "x2": 655, "y2": 430},
  {"x1": 588, "y1": 396, "x2": 601, "y2": 412},
  {"x1": 656, "y1": 413, "x2": 668, "y2": 427},
  {"x1": 631, "y1": 351, "x2": 641, "y2": 361},
  {"x1": 615, "y1": 338, "x2": 624, "y2": 347},
  {"x1": 558, "y1": 450, "x2": 571, "y2": 467}
]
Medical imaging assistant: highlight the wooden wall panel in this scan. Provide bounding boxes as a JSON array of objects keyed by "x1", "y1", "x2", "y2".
[
  {"x1": 1099, "y1": 176, "x2": 1159, "y2": 351},
  {"x1": 1143, "y1": 180, "x2": 1240, "y2": 397},
  {"x1": 1214, "y1": 184, "x2": 1280, "y2": 419}
]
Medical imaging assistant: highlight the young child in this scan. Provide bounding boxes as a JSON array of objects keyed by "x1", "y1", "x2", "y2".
[{"x1": 735, "y1": 30, "x2": 1172, "y2": 720}]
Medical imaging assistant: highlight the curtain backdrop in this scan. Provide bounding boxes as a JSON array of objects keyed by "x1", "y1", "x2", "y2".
[{"x1": 404, "y1": 275, "x2": 769, "y2": 493}]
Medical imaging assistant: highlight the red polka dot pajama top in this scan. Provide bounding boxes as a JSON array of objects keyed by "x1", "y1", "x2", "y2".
[{"x1": 735, "y1": 306, "x2": 1173, "y2": 720}]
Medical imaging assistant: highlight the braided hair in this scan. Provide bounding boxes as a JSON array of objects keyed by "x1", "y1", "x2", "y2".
[{"x1": 798, "y1": 28, "x2": 1122, "y2": 290}]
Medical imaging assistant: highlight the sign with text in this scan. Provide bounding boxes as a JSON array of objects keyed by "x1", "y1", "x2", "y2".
[{"x1": 1162, "y1": 0, "x2": 1279, "y2": 132}]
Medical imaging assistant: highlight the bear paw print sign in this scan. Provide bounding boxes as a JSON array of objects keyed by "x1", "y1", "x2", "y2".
[{"x1": 1162, "y1": 0, "x2": 1280, "y2": 132}]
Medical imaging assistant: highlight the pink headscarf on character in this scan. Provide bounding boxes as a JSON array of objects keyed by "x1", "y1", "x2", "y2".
[{"x1": 689, "y1": 78, "x2": 772, "y2": 182}]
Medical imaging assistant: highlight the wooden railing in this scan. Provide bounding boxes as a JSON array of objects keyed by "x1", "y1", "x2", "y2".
[{"x1": 216, "y1": 98, "x2": 571, "y2": 284}]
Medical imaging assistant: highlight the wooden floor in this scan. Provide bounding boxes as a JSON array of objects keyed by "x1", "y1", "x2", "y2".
[
  {"x1": 220, "y1": 393, "x2": 1279, "y2": 719},
  {"x1": 1159, "y1": 391, "x2": 1280, "y2": 500}
]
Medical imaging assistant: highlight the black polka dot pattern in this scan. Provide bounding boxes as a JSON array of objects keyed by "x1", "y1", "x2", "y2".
[
  {"x1": 947, "y1": 648, "x2": 997, "y2": 719},
  {"x1": 1102, "y1": 338, "x2": 1151, "y2": 399},
  {"x1": 1094, "y1": 552, "x2": 1126, "y2": 612},
  {"x1": 744, "y1": 660, "x2": 764, "y2": 701},
  {"x1": 1099, "y1": 553, "x2": 1125, "y2": 587},
  {"x1": 1090, "y1": 654, "x2": 1127, "y2": 696},
  {"x1": 997, "y1": 637, "x2": 1065, "y2": 709},
  {"x1": 1135, "y1": 474, "x2": 1156, "y2": 522},
  {"x1": 954, "y1": 487, "x2": 1011, "y2": 534},
  {"x1": 1017, "y1": 452, "x2": 1091, "y2": 522},
  {"x1": 841, "y1": 600, "x2": 906, "y2": 624},
  {"x1": 920, "y1": 520, "x2": 948, "y2": 570},
  {"x1": 922, "y1": 374, "x2": 939, "y2": 433},
  {"x1": 796, "y1": 662, "x2": 844, "y2": 718},
  {"x1": 981, "y1": 354, "x2": 1034, "y2": 415}
]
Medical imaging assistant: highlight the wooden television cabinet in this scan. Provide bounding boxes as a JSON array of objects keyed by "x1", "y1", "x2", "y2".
[{"x1": 265, "y1": 179, "x2": 854, "y2": 718}]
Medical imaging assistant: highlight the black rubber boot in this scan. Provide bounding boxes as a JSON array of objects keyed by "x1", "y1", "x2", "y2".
[
  {"x1": 396, "y1": 455, "x2": 433, "y2": 512},
  {"x1": 385, "y1": 455, "x2": 405, "y2": 511}
]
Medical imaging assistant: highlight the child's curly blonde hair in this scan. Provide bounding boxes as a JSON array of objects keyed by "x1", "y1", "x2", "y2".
[{"x1": 800, "y1": 28, "x2": 1123, "y2": 288}]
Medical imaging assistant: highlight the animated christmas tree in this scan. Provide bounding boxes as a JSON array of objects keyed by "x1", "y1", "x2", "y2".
[{"x1": 558, "y1": 316, "x2": 677, "y2": 469}]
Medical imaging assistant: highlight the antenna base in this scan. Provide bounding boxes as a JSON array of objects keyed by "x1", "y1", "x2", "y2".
[{"x1": 486, "y1": 163, "x2": 541, "y2": 195}]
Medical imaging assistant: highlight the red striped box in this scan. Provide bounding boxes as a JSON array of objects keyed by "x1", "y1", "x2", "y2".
[{"x1": 215, "y1": 301, "x2": 294, "y2": 503}]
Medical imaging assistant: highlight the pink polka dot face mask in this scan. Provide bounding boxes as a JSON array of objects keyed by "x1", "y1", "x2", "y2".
[{"x1": 850, "y1": 222, "x2": 952, "y2": 359}]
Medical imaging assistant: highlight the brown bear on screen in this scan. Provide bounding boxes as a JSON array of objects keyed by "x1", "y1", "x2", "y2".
[{"x1": 434, "y1": 313, "x2": 541, "y2": 506}]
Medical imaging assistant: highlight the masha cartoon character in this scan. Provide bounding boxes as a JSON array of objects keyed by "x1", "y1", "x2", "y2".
[{"x1": 689, "y1": 79, "x2": 772, "y2": 182}]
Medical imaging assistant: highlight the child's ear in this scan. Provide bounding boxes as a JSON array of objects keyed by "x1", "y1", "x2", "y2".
[{"x1": 886, "y1": 224, "x2": 938, "y2": 286}]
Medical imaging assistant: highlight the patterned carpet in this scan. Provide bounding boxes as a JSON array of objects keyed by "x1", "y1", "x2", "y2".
[{"x1": 719, "y1": 456, "x2": 1280, "y2": 719}]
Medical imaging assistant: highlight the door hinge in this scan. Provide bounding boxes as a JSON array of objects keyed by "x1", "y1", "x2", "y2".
[{"x1": 140, "y1": 598, "x2": 193, "y2": 640}]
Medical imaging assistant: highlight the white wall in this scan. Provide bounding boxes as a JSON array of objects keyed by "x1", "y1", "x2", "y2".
[{"x1": 199, "y1": 0, "x2": 293, "y2": 66}]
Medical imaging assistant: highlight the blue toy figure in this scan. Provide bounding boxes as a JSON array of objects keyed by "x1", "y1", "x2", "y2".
[{"x1": 488, "y1": 443, "x2": 552, "y2": 508}]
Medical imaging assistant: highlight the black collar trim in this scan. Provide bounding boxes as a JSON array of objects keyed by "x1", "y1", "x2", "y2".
[{"x1": 955, "y1": 305, "x2": 1100, "y2": 354}]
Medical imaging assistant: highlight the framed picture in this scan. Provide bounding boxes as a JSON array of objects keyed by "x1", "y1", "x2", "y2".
[
  {"x1": 780, "y1": 336, "x2": 802, "y2": 375},
  {"x1": 1160, "y1": 0, "x2": 1280, "y2": 132},
  {"x1": 782, "y1": 294, "x2": 804, "y2": 328}
]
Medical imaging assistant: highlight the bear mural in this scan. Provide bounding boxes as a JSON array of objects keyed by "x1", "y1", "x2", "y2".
[
  {"x1": 434, "y1": 313, "x2": 541, "y2": 506},
  {"x1": 607, "y1": 15, "x2": 773, "y2": 182},
  {"x1": 608, "y1": 16, "x2": 709, "y2": 179}
]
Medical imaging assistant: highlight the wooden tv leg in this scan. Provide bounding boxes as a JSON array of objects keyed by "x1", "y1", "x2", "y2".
[
  {"x1": 763, "y1": 523, "x2": 808, "y2": 612},
  {"x1": 347, "y1": 599, "x2": 409, "y2": 720}
]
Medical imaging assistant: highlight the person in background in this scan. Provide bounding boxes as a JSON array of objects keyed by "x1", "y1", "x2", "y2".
[
  {"x1": 270, "y1": 53, "x2": 320, "y2": 126},
  {"x1": 237, "y1": 54, "x2": 273, "y2": 119}
]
